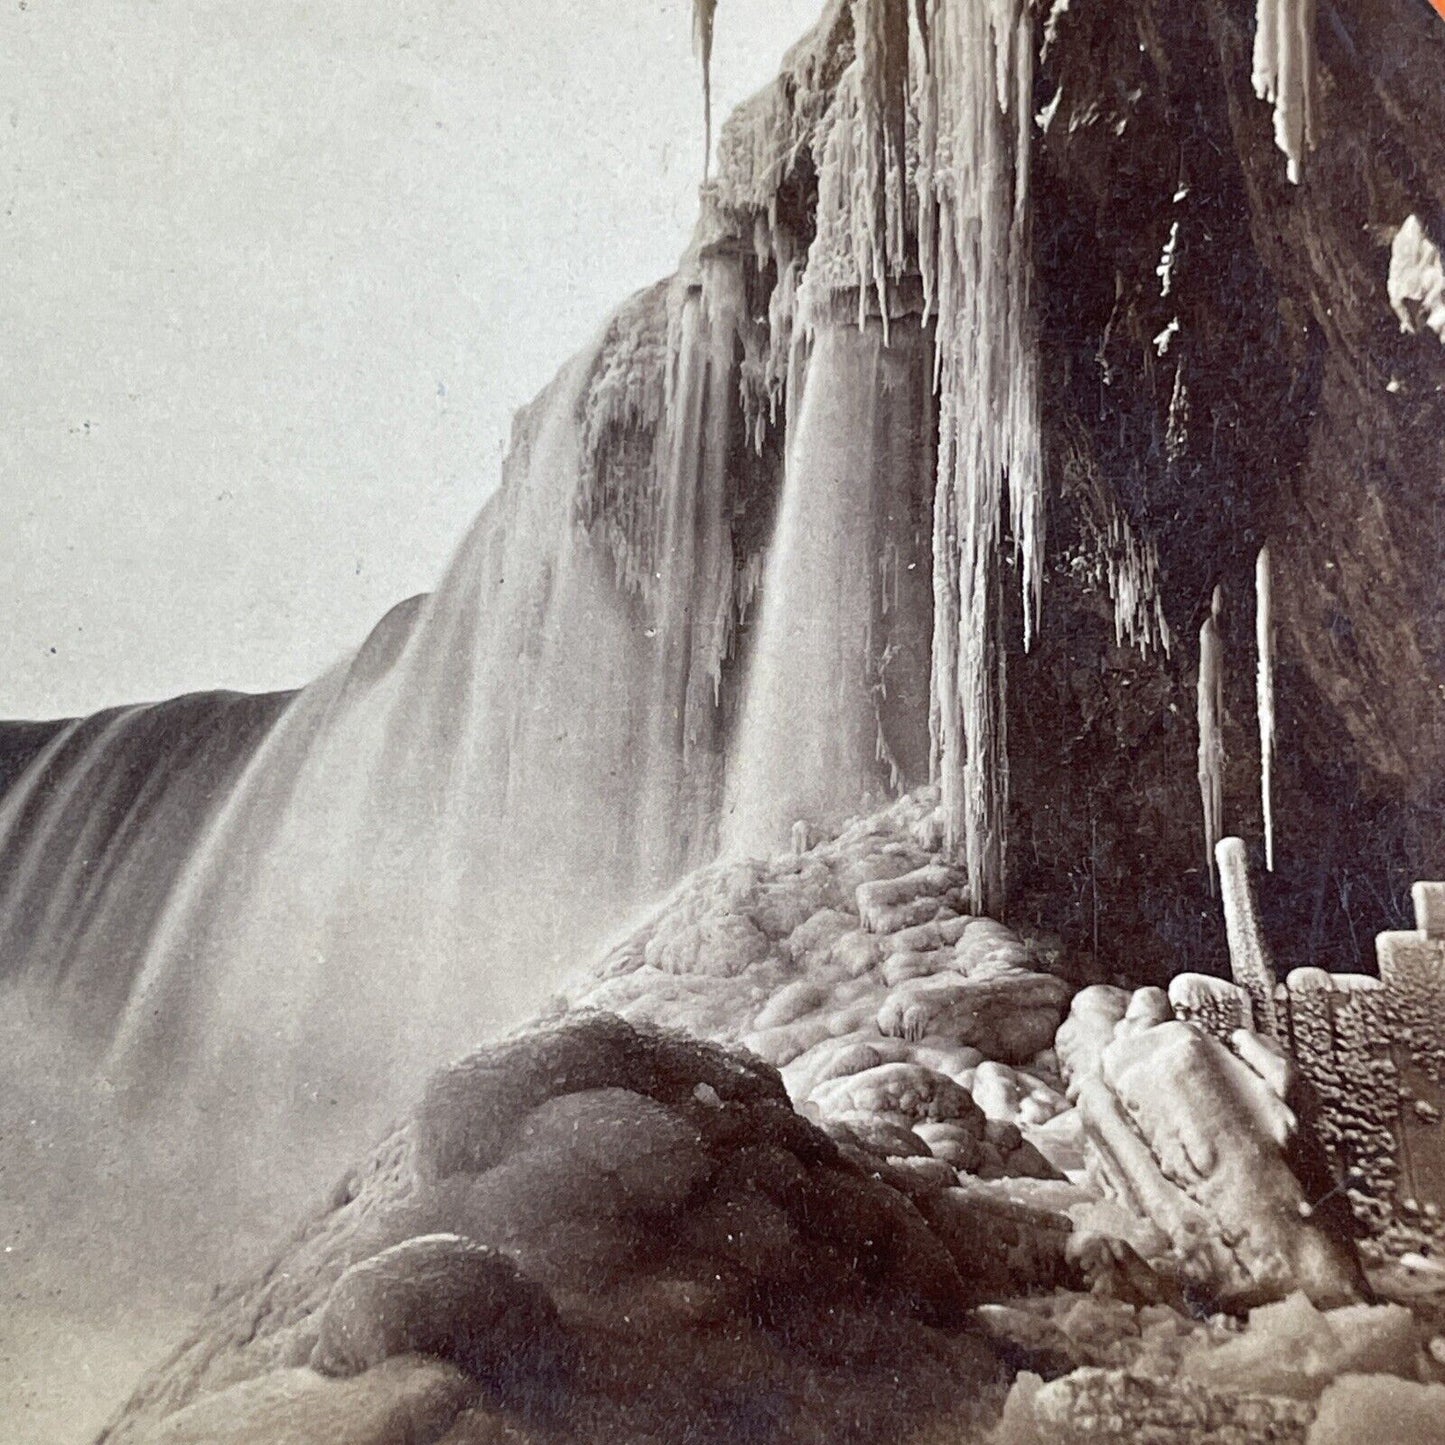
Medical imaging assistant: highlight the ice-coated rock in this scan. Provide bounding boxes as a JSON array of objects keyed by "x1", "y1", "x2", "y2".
[
  {"x1": 139, "y1": 1358, "x2": 477, "y2": 1445},
  {"x1": 855, "y1": 863, "x2": 967, "y2": 935},
  {"x1": 1054, "y1": 985, "x2": 1131, "y2": 1099},
  {"x1": 1182, "y1": 1290, "x2": 1420, "y2": 1400},
  {"x1": 1114, "y1": 985, "x2": 1172, "y2": 1039},
  {"x1": 1079, "y1": 1020, "x2": 1365, "y2": 1308},
  {"x1": 877, "y1": 969, "x2": 1070, "y2": 1062},
  {"x1": 824, "y1": 1111, "x2": 935, "y2": 1160},
  {"x1": 311, "y1": 1233, "x2": 563, "y2": 1384},
  {"x1": 809, "y1": 1061, "x2": 982, "y2": 1127},
  {"x1": 969, "y1": 1061, "x2": 1070, "y2": 1129},
  {"x1": 954, "y1": 918, "x2": 1036, "y2": 976},
  {"x1": 102, "y1": 1012, "x2": 1002, "y2": 1445},
  {"x1": 1309, "y1": 1373, "x2": 1445, "y2": 1445}
]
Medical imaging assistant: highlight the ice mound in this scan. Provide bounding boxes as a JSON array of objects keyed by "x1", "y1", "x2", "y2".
[
  {"x1": 566, "y1": 789, "x2": 1077, "y2": 1188},
  {"x1": 101, "y1": 1012, "x2": 1005, "y2": 1445}
]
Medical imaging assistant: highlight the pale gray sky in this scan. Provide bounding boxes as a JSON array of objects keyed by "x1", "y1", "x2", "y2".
[{"x1": 0, "y1": 1, "x2": 819, "y2": 719}]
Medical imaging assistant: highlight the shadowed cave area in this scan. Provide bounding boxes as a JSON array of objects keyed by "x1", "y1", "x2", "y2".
[{"x1": 2, "y1": 0, "x2": 1445, "y2": 1441}]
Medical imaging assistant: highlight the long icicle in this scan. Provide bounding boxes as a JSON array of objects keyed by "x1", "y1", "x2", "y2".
[
  {"x1": 1251, "y1": 0, "x2": 1318, "y2": 184},
  {"x1": 921, "y1": 0, "x2": 1042, "y2": 916},
  {"x1": 1198, "y1": 586, "x2": 1226, "y2": 895},
  {"x1": 693, "y1": 0, "x2": 719, "y2": 177},
  {"x1": 1256, "y1": 546, "x2": 1276, "y2": 872}
]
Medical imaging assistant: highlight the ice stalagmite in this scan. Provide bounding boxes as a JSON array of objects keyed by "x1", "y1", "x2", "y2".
[
  {"x1": 918, "y1": 0, "x2": 1042, "y2": 916},
  {"x1": 1252, "y1": 0, "x2": 1319, "y2": 184},
  {"x1": 1257, "y1": 546, "x2": 1276, "y2": 872},
  {"x1": 1198, "y1": 586, "x2": 1226, "y2": 895},
  {"x1": 1217, "y1": 835, "x2": 1281, "y2": 1039}
]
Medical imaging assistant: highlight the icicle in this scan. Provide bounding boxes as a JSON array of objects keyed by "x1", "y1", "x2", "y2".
[
  {"x1": 851, "y1": 0, "x2": 912, "y2": 332},
  {"x1": 694, "y1": 0, "x2": 719, "y2": 176},
  {"x1": 1256, "y1": 546, "x2": 1276, "y2": 872},
  {"x1": 921, "y1": 0, "x2": 1042, "y2": 916},
  {"x1": 1252, "y1": 0, "x2": 1318, "y2": 185},
  {"x1": 1198, "y1": 586, "x2": 1225, "y2": 895}
]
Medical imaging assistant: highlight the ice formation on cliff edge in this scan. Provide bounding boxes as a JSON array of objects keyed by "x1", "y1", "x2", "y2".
[{"x1": 696, "y1": 0, "x2": 1043, "y2": 912}]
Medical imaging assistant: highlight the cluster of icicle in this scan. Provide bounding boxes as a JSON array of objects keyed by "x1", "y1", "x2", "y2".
[
  {"x1": 695, "y1": 0, "x2": 1042, "y2": 915},
  {"x1": 917, "y1": 0, "x2": 1043, "y2": 918},
  {"x1": 1091, "y1": 505, "x2": 1174, "y2": 657},
  {"x1": 1251, "y1": 0, "x2": 1318, "y2": 184},
  {"x1": 1197, "y1": 550, "x2": 1278, "y2": 892}
]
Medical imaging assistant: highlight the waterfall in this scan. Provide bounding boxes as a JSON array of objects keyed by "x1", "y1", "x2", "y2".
[
  {"x1": 722, "y1": 311, "x2": 935, "y2": 856},
  {"x1": 0, "y1": 252, "x2": 779, "y2": 1239}
]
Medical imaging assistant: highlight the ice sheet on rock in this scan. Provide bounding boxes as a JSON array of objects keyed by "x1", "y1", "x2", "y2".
[
  {"x1": 570, "y1": 791, "x2": 1083, "y2": 1193},
  {"x1": 856, "y1": 864, "x2": 968, "y2": 934},
  {"x1": 970, "y1": 1061, "x2": 1070, "y2": 1129},
  {"x1": 1055, "y1": 985, "x2": 1131, "y2": 1099},
  {"x1": 878, "y1": 969, "x2": 1070, "y2": 1062},
  {"x1": 810, "y1": 1061, "x2": 981, "y2": 1125},
  {"x1": 1113, "y1": 986, "x2": 1173, "y2": 1040}
]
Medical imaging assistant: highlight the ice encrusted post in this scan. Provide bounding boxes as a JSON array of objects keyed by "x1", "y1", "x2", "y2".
[{"x1": 1216, "y1": 836, "x2": 1281, "y2": 1038}]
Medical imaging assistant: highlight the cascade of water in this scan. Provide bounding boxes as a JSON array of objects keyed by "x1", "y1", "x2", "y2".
[{"x1": 722, "y1": 312, "x2": 935, "y2": 855}]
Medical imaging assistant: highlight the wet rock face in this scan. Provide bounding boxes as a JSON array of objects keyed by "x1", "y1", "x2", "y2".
[
  {"x1": 101, "y1": 1012, "x2": 1003, "y2": 1445},
  {"x1": 1008, "y1": 0, "x2": 1445, "y2": 983}
]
